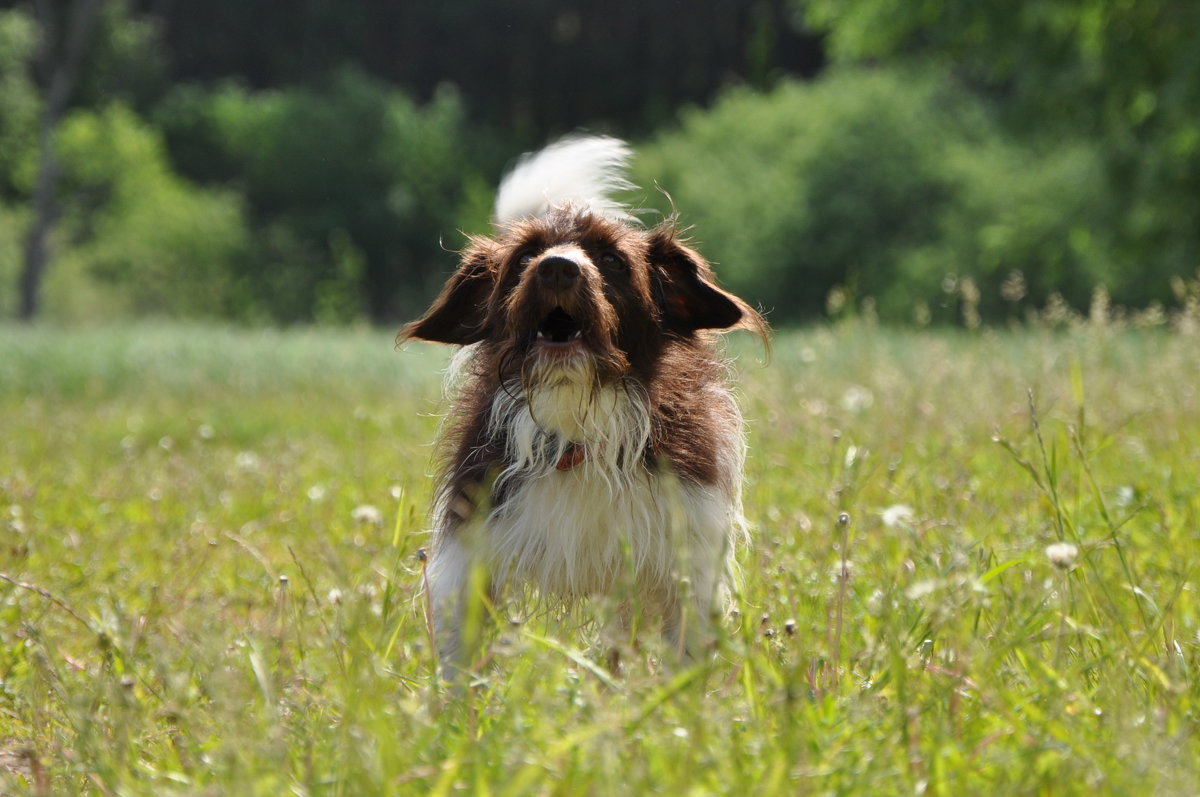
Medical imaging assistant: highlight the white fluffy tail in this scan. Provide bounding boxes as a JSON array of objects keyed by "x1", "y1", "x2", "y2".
[{"x1": 493, "y1": 135, "x2": 637, "y2": 224}]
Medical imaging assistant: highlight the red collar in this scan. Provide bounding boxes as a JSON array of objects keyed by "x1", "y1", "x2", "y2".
[{"x1": 556, "y1": 442, "x2": 587, "y2": 471}]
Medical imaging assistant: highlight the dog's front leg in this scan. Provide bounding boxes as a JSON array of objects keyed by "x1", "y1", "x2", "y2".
[
  {"x1": 659, "y1": 541, "x2": 726, "y2": 662},
  {"x1": 659, "y1": 589, "x2": 715, "y2": 662},
  {"x1": 426, "y1": 532, "x2": 489, "y2": 680}
]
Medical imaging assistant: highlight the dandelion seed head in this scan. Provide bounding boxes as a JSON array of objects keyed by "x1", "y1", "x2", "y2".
[
  {"x1": 906, "y1": 580, "x2": 938, "y2": 600},
  {"x1": 867, "y1": 588, "x2": 887, "y2": 615},
  {"x1": 841, "y1": 385, "x2": 874, "y2": 413},
  {"x1": 351, "y1": 504, "x2": 383, "y2": 526},
  {"x1": 235, "y1": 451, "x2": 261, "y2": 471},
  {"x1": 1045, "y1": 542, "x2": 1079, "y2": 570},
  {"x1": 881, "y1": 504, "x2": 915, "y2": 528}
]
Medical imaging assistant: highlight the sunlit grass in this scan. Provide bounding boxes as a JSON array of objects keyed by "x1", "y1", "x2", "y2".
[{"x1": 1, "y1": 321, "x2": 1199, "y2": 794}]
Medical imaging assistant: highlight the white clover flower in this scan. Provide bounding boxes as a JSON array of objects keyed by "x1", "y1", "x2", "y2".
[
  {"x1": 905, "y1": 580, "x2": 938, "y2": 600},
  {"x1": 351, "y1": 504, "x2": 383, "y2": 526},
  {"x1": 841, "y1": 385, "x2": 874, "y2": 413},
  {"x1": 866, "y1": 588, "x2": 887, "y2": 616},
  {"x1": 235, "y1": 451, "x2": 261, "y2": 471},
  {"x1": 881, "y1": 504, "x2": 915, "y2": 528},
  {"x1": 1045, "y1": 542, "x2": 1079, "y2": 570}
]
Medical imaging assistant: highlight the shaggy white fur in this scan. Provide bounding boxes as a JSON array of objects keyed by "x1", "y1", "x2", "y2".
[{"x1": 430, "y1": 359, "x2": 742, "y2": 663}]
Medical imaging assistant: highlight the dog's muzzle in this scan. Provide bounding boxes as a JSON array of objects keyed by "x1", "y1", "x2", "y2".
[{"x1": 532, "y1": 254, "x2": 586, "y2": 348}]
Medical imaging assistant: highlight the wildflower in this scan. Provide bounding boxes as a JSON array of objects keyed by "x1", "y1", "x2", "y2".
[
  {"x1": 352, "y1": 504, "x2": 383, "y2": 526},
  {"x1": 866, "y1": 588, "x2": 887, "y2": 615},
  {"x1": 1045, "y1": 542, "x2": 1079, "y2": 570},
  {"x1": 905, "y1": 580, "x2": 938, "y2": 600},
  {"x1": 841, "y1": 385, "x2": 874, "y2": 413},
  {"x1": 235, "y1": 451, "x2": 260, "y2": 471},
  {"x1": 881, "y1": 504, "x2": 915, "y2": 528}
]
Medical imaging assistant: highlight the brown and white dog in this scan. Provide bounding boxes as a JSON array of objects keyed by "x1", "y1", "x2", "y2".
[{"x1": 401, "y1": 136, "x2": 767, "y2": 674}]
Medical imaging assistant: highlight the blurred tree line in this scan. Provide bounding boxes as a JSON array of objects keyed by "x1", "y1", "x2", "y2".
[{"x1": 0, "y1": 0, "x2": 1196, "y2": 325}]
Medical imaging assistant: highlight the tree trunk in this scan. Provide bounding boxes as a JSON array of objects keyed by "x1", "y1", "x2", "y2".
[{"x1": 18, "y1": 0, "x2": 106, "y2": 322}]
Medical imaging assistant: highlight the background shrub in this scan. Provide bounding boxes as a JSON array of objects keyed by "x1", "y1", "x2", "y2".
[
  {"x1": 46, "y1": 104, "x2": 250, "y2": 320},
  {"x1": 638, "y1": 68, "x2": 1112, "y2": 324},
  {"x1": 157, "y1": 69, "x2": 485, "y2": 323}
]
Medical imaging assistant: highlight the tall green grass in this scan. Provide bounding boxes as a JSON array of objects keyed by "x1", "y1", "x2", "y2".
[{"x1": 1, "y1": 322, "x2": 1198, "y2": 794}]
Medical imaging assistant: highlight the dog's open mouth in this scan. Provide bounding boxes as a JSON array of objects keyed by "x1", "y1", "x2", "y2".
[{"x1": 535, "y1": 306, "x2": 583, "y2": 346}]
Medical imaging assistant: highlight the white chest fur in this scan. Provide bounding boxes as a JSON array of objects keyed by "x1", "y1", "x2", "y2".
[
  {"x1": 427, "y1": 358, "x2": 748, "y2": 667},
  {"x1": 488, "y1": 462, "x2": 731, "y2": 601},
  {"x1": 480, "y1": 377, "x2": 733, "y2": 601}
]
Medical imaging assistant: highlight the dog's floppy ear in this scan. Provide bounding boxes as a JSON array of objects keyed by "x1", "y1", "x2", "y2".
[
  {"x1": 649, "y1": 228, "x2": 768, "y2": 340},
  {"x1": 400, "y1": 238, "x2": 499, "y2": 345}
]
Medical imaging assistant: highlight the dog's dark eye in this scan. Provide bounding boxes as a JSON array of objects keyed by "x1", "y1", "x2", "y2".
[{"x1": 599, "y1": 252, "x2": 626, "y2": 272}]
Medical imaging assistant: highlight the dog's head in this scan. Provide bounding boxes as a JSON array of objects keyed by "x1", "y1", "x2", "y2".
[{"x1": 401, "y1": 206, "x2": 766, "y2": 384}]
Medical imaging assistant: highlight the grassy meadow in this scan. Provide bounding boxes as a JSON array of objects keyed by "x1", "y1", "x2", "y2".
[{"x1": 1, "y1": 320, "x2": 1199, "y2": 795}]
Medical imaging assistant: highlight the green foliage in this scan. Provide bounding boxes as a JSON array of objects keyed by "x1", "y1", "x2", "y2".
[
  {"x1": 0, "y1": 8, "x2": 38, "y2": 197},
  {"x1": 903, "y1": 134, "x2": 1112, "y2": 323},
  {"x1": 803, "y1": 0, "x2": 1198, "y2": 133},
  {"x1": 639, "y1": 68, "x2": 1111, "y2": 323},
  {"x1": 801, "y1": 0, "x2": 1200, "y2": 314},
  {"x1": 2, "y1": 323, "x2": 1200, "y2": 792},
  {"x1": 6, "y1": 0, "x2": 1196, "y2": 325},
  {"x1": 74, "y1": 1, "x2": 169, "y2": 112},
  {"x1": 157, "y1": 69, "x2": 482, "y2": 323},
  {"x1": 0, "y1": 204, "x2": 24, "y2": 317},
  {"x1": 48, "y1": 104, "x2": 250, "y2": 319}
]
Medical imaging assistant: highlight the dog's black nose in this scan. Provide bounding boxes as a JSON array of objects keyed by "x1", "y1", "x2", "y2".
[{"x1": 537, "y1": 256, "x2": 580, "y2": 291}]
